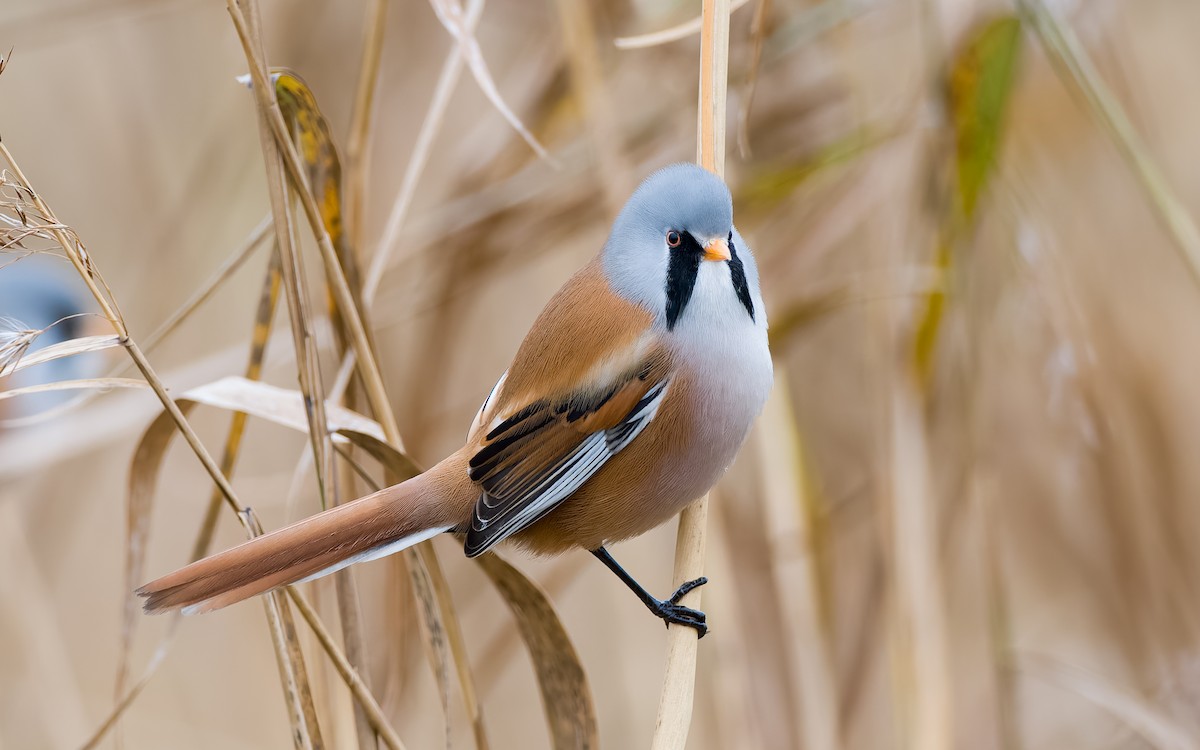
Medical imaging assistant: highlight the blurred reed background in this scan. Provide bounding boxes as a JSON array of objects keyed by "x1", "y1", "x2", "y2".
[{"x1": 3, "y1": 0, "x2": 1200, "y2": 748}]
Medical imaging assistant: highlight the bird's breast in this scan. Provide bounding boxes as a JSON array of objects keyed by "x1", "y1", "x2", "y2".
[{"x1": 512, "y1": 296, "x2": 772, "y2": 554}]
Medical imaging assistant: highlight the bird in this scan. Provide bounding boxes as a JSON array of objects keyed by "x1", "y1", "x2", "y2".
[{"x1": 138, "y1": 163, "x2": 773, "y2": 636}]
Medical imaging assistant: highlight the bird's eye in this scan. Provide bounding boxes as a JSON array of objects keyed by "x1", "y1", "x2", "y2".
[{"x1": 666, "y1": 230, "x2": 682, "y2": 248}]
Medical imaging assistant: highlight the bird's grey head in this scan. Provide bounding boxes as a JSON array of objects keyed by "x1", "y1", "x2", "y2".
[{"x1": 602, "y1": 163, "x2": 760, "y2": 331}]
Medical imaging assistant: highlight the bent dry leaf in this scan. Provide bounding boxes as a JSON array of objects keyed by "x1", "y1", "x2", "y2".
[
  {"x1": 120, "y1": 378, "x2": 392, "y2": 692},
  {"x1": 182, "y1": 376, "x2": 387, "y2": 442},
  {"x1": 273, "y1": 69, "x2": 367, "y2": 329},
  {"x1": 476, "y1": 553, "x2": 598, "y2": 750}
]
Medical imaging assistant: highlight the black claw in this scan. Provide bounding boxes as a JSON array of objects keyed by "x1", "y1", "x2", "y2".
[
  {"x1": 650, "y1": 599, "x2": 709, "y2": 638},
  {"x1": 667, "y1": 576, "x2": 708, "y2": 604}
]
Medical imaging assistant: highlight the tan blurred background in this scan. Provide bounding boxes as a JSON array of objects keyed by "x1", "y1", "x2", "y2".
[{"x1": 4, "y1": 0, "x2": 1200, "y2": 748}]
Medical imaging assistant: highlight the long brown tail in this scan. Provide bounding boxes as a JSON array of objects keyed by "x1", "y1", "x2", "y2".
[{"x1": 138, "y1": 454, "x2": 474, "y2": 614}]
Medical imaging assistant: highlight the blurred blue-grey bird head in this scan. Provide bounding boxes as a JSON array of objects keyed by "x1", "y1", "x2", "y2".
[{"x1": 0, "y1": 256, "x2": 98, "y2": 420}]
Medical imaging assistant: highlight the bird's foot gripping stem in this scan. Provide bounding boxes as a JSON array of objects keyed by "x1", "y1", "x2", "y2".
[
  {"x1": 592, "y1": 547, "x2": 709, "y2": 638},
  {"x1": 646, "y1": 576, "x2": 708, "y2": 636}
]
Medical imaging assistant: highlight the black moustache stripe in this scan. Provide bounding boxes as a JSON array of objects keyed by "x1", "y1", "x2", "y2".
[
  {"x1": 665, "y1": 232, "x2": 704, "y2": 330},
  {"x1": 727, "y1": 233, "x2": 755, "y2": 322}
]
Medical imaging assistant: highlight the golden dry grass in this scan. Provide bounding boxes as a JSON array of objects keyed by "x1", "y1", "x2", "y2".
[{"x1": 3, "y1": 0, "x2": 1200, "y2": 748}]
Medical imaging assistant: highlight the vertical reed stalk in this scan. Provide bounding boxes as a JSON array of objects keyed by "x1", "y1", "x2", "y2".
[{"x1": 652, "y1": 1, "x2": 731, "y2": 747}]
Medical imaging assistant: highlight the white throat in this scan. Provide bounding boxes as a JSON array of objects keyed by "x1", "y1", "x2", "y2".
[{"x1": 667, "y1": 260, "x2": 772, "y2": 430}]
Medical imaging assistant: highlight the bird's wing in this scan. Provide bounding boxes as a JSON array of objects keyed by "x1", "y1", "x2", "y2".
[
  {"x1": 464, "y1": 354, "x2": 670, "y2": 556},
  {"x1": 462, "y1": 261, "x2": 672, "y2": 556}
]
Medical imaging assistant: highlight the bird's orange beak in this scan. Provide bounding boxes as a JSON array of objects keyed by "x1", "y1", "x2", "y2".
[{"x1": 703, "y1": 237, "x2": 731, "y2": 262}]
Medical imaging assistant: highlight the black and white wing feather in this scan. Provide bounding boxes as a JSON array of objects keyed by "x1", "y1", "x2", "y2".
[{"x1": 463, "y1": 361, "x2": 669, "y2": 557}]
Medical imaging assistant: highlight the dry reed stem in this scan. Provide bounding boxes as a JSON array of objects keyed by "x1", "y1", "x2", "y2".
[
  {"x1": 287, "y1": 589, "x2": 410, "y2": 750},
  {"x1": 614, "y1": 0, "x2": 751, "y2": 49},
  {"x1": 651, "y1": 2, "x2": 730, "y2": 747},
  {"x1": 225, "y1": 5, "x2": 489, "y2": 743},
  {"x1": 230, "y1": 4, "x2": 356, "y2": 742},
  {"x1": 237, "y1": 9, "x2": 335, "y2": 503},
  {"x1": 1018, "y1": 0, "x2": 1200, "y2": 288},
  {"x1": 227, "y1": 7, "x2": 389, "y2": 746},
  {"x1": 889, "y1": 372, "x2": 951, "y2": 750},
  {"x1": 249, "y1": 511, "x2": 325, "y2": 750}
]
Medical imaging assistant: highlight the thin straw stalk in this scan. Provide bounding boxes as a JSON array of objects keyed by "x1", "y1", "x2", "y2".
[{"x1": 228, "y1": 2, "x2": 373, "y2": 747}]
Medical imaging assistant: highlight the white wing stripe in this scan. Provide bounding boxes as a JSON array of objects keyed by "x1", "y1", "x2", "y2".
[{"x1": 466, "y1": 376, "x2": 671, "y2": 556}]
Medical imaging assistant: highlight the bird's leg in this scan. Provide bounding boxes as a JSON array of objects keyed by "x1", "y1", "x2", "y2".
[{"x1": 590, "y1": 547, "x2": 708, "y2": 637}]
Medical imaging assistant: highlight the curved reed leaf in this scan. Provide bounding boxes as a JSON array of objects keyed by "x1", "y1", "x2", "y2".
[
  {"x1": 338, "y1": 429, "x2": 597, "y2": 750},
  {"x1": 118, "y1": 401, "x2": 198, "y2": 704},
  {"x1": 477, "y1": 553, "x2": 598, "y2": 750}
]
